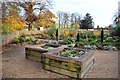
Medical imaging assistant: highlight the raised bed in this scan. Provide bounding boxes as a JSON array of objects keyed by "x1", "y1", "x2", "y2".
[
  {"x1": 42, "y1": 48, "x2": 95, "y2": 78},
  {"x1": 25, "y1": 43, "x2": 63, "y2": 61}
]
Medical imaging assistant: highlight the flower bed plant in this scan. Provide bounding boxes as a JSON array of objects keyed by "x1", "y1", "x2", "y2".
[
  {"x1": 73, "y1": 36, "x2": 119, "y2": 50},
  {"x1": 57, "y1": 48, "x2": 85, "y2": 59}
]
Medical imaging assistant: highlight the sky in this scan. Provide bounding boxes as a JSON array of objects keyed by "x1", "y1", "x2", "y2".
[{"x1": 53, "y1": 0, "x2": 120, "y2": 27}]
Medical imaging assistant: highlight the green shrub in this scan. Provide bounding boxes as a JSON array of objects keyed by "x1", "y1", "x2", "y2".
[
  {"x1": 105, "y1": 37, "x2": 113, "y2": 42},
  {"x1": 13, "y1": 37, "x2": 25, "y2": 44},
  {"x1": 88, "y1": 38, "x2": 94, "y2": 42},
  {"x1": 103, "y1": 42, "x2": 112, "y2": 46},
  {"x1": 87, "y1": 32, "x2": 95, "y2": 38},
  {"x1": 13, "y1": 36, "x2": 37, "y2": 44},
  {"x1": 1, "y1": 23, "x2": 11, "y2": 35},
  {"x1": 89, "y1": 40, "x2": 98, "y2": 47},
  {"x1": 62, "y1": 38, "x2": 74, "y2": 45},
  {"x1": 111, "y1": 24, "x2": 120, "y2": 37},
  {"x1": 75, "y1": 42, "x2": 84, "y2": 47},
  {"x1": 79, "y1": 32, "x2": 86, "y2": 39},
  {"x1": 45, "y1": 35, "x2": 51, "y2": 39},
  {"x1": 59, "y1": 33, "x2": 66, "y2": 40},
  {"x1": 48, "y1": 25, "x2": 56, "y2": 37}
]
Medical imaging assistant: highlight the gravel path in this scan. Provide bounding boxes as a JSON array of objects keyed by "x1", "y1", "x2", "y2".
[{"x1": 2, "y1": 44, "x2": 118, "y2": 78}]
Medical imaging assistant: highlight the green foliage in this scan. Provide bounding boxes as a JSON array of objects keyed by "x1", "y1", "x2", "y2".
[
  {"x1": 70, "y1": 23, "x2": 80, "y2": 29},
  {"x1": 58, "y1": 50, "x2": 76, "y2": 57},
  {"x1": 88, "y1": 38, "x2": 94, "y2": 42},
  {"x1": 59, "y1": 33, "x2": 66, "y2": 40},
  {"x1": 111, "y1": 24, "x2": 120, "y2": 37},
  {"x1": 105, "y1": 37, "x2": 113, "y2": 42},
  {"x1": 69, "y1": 29, "x2": 77, "y2": 37},
  {"x1": 75, "y1": 42, "x2": 84, "y2": 47},
  {"x1": 62, "y1": 38, "x2": 74, "y2": 45},
  {"x1": 13, "y1": 36, "x2": 38, "y2": 44},
  {"x1": 48, "y1": 25, "x2": 56, "y2": 37},
  {"x1": 81, "y1": 13, "x2": 94, "y2": 29},
  {"x1": 42, "y1": 46, "x2": 54, "y2": 50},
  {"x1": 75, "y1": 38, "x2": 84, "y2": 47},
  {"x1": 89, "y1": 40, "x2": 98, "y2": 47},
  {"x1": 87, "y1": 32, "x2": 96, "y2": 38},
  {"x1": 59, "y1": 51, "x2": 71, "y2": 57},
  {"x1": 45, "y1": 35, "x2": 51, "y2": 39},
  {"x1": 1, "y1": 23, "x2": 11, "y2": 35},
  {"x1": 103, "y1": 42, "x2": 112, "y2": 46},
  {"x1": 13, "y1": 37, "x2": 25, "y2": 44},
  {"x1": 79, "y1": 32, "x2": 86, "y2": 39}
]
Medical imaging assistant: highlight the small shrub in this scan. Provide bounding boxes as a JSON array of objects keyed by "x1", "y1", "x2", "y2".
[
  {"x1": 48, "y1": 25, "x2": 56, "y2": 37},
  {"x1": 111, "y1": 24, "x2": 120, "y2": 37},
  {"x1": 13, "y1": 37, "x2": 25, "y2": 44},
  {"x1": 62, "y1": 38, "x2": 74, "y2": 45},
  {"x1": 105, "y1": 37, "x2": 113, "y2": 42},
  {"x1": 75, "y1": 42, "x2": 84, "y2": 47},
  {"x1": 59, "y1": 33, "x2": 66, "y2": 40},
  {"x1": 45, "y1": 35, "x2": 51, "y2": 39}
]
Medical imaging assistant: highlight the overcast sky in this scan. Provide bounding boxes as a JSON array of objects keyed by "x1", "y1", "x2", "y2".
[{"x1": 53, "y1": 0, "x2": 120, "y2": 27}]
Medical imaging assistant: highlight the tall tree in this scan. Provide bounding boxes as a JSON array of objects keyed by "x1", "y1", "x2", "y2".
[
  {"x1": 8, "y1": 2, "x2": 20, "y2": 17},
  {"x1": 70, "y1": 12, "x2": 81, "y2": 29},
  {"x1": 1, "y1": 2, "x2": 7, "y2": 18},
  {"x1": 18, "y1": 0, "x2": 53, "y2": 30},
  {"x1": 112, "y1": 10, "x2": 120, "y2": 37},
  {"x1": 57, "y1": 11, "x2": 66, "y2": 28},
  {"x1": 81, "y1": 13, "x2": 94, "y2": 29},
  {"x1": 36, "y1": 10, "x2": 57, "y2": 28},
  {"x1": 63, "y1": 12, "x2": 69, "y2": 28}
]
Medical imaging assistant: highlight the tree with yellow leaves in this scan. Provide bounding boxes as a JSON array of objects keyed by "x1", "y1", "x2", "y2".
[
  {"x1": 2, "y1": 16, "x2": 26, "y2": 34},
  {"x1": 36, "y1": 10, "x2": 57, "y2": 28},
  {"x1": 18, "y1": 0, "x2": 54, "y2": 30}
]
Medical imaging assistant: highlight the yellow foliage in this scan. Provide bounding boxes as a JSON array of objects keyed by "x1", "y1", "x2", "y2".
[
  {"x1": 93, "y1": 31, "x2": 100, "y2": 37},
  {"x1": 3, "y1": 16, "x2": 25, "y2": 32},
  {"x1": 59, "y1": 29, "x2": 71, "y2": 38},
  {"x1": 36, "y1": 10, "x2": 57, "y2": 28}
]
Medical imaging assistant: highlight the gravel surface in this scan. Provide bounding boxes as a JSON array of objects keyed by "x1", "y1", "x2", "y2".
[{"x1": 2, "y1": 44, "x2": 118, "y2": 78}]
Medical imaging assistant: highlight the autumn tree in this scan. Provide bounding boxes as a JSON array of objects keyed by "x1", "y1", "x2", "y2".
[
  {"x1": 36, "y1": 10, "x2": 57, "y2": 28},
  {"x1": 18, "y1": 0, "x2": 53, "y2": 30},
  {"x1": 2, "y1": 16, "x2": 26, "y2": 34},
  {"x1": 1, "y1": 2, "x2": 25, "y2": 34}
]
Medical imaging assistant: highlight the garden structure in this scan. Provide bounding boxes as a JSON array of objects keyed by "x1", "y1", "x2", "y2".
[
  {"x1": 25, "y1": 43, "x2": 63, "y2": 61},
  {"x1": 42, "y1": 47, "x2": 95, "y2": 78}
]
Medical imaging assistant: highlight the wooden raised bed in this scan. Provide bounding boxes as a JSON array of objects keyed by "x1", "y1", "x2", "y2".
[
  {"x1": 42, "y1": 48, "x2": 95, "y2": 78},
  {"x1": 25, "y1": 43, "x2": 63, "y2": 61}
]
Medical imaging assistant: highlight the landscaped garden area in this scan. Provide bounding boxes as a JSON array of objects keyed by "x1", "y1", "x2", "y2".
[{"x1": 1, "y1": 0, "x2": 120, "y2": 79}]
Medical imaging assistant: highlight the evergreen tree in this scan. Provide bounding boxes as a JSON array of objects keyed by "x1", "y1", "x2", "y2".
[{"x1": 81, "y1": 13, "x2": 94, "y2": 29}]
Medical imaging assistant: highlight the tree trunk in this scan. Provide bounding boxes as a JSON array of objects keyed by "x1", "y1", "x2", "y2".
[{"x1": 28, "y1": 23, "x2": 32, "y2": 31}]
